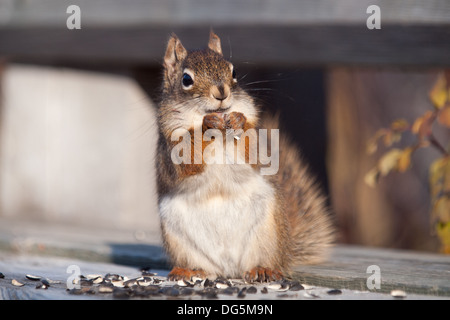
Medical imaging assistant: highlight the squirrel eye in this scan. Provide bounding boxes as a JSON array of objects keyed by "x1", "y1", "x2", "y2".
[{"x1": 182, "y1": 73, "x2": 194, "y2": 88}]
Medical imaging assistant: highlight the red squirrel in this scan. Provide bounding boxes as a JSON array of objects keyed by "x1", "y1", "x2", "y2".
[{"x1": 156, "y1": 31, "x2": 334, "y2": 282}]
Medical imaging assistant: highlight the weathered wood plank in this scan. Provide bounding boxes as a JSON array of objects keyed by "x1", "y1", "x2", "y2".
[
  {"x1": 0, "y1": 0, "x2": 449, "y2": 67},
  {"x1": 1, "y1": 219, "x2": 449, "y2": 297},
  {"x1": 294, "y1": 246, "x2": 450, "y2": 296},
  {"x1": 1, "y1": 25, "x2": 450, "y2": 67},
  {"x1": 0, "y1": 251, "x2": 448, "y2": 300},
  {"x1": 1, "y1": 0, "x2": 449, "y2": 27}
]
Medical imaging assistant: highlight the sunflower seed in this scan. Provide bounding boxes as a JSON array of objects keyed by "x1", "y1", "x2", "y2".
[
  {"x1": 261, "y1": 287, "x2": 268, "y2": 294},
  {"x1": 327, "y1": 289, "x2": 342, "y2": 295},
  {"x1": 237, "y1": 287, "x2": 247, "y2": 298},
  {"x1": 203, "y1": 278, "x2": 214, "y2": 287},
  {"x1": 98, "y1": 285, "x2": 114, "y2": 293},
  {"x1": 214, "y1": 276, "x2": 228, "y2": 283},
  {"x1": 105, "y1": 273, "x2": 123, "y2": 281},
  {"x1": 111, "y1": 280, "x2": 124, "y2": 287},
  {"x1": 277, "y1": 282, "x2": 289, "y2": 291},
  {"x1": 302, "y1": 284, "x2": 315, "y2": 290},
  {"x1": 391, "y1": 290, "x2": 407, "y2": 298},
  {"x1": 141, "y1": 270, "x2": 156, "y2": 277},
  {"x1": 40, "y1": 279, "x2": 50, "y2": 287},
  {"x1": 46, "y1": 278, "x2": 61, "y2": 284},
  {"x1": 289, "y1": 283, "x2": 304, "y2": 291},
  {"x1": 36, "y1": 283, "x2": 48, "y2": 290},
  {"x1": 193, "y1": 279, "x2": 203, "y2": 286},
  {"x1": 0, "y1": 272, "x2": 4, "y2": 279},
  {"x1": 12, "y1": 279, "x2": 24, "y2": 287},
  {"x1": 124, "y1": 279, "x2": 138, "y2": 288},
  {"x1": 86, "y1": 274, "x2": 102, "y2": 280},
  {"x1": 247, "y1": 286, "x2": 257, "y2": 294},
  {"x1": 215, "y1": 282, "x2": 229, "y2": 289},
  {"x1": 177, "y1": 279, "x2": 188, "y2": 287},
  {"x1": 26, "y1": 274, "x2": 41, "y2": 281},
  {"x1": 267, "y1": 283, "x2": 282, "y2": 290},
  {"x1": 80, "y1": 279, "x2": 93, "y2": 287},
  {"x1": 137, "y1": 280, "x2": 152, "y2": 287},
  {"x1": 93, "y1": 277, "x2": 103, "y2": 284}
]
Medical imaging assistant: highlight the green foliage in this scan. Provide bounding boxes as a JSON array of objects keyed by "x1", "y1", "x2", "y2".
[{"x1": 365, "y1": 72, "x2": 450, "y2": 253}]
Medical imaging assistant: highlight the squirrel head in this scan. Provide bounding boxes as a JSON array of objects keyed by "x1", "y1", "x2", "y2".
[{"x1": 162, "y1": 31, "x2": 251, "y2": 116}]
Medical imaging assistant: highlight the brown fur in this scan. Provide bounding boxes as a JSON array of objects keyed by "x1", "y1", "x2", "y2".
[{"x1": 157, "y1": 31, "x2": 334, "y2": 280}]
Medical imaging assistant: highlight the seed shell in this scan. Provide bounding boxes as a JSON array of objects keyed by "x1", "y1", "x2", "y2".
[
  {"x1": 327, "y1": 289, "x2": 342, "y2": 295},
  {"x1": 12, "y1": 279, "x2": 24, "y2": 287},
  {"x1": 247, "y1": 286, "x2": 257, "y2": 294},
  {"x1": 26, "y1": 274, "x2": 41, "y2": 281},
  {"x1": 391, "y1": 290, "x2": 407, "y2": 298},
  {"x1": 237, "y1": 287, "x2": 247, "y2": 298}
]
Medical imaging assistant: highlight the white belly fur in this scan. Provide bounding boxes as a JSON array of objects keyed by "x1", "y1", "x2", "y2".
[{"x1": 159, "y1": 162, "x2": 277, "y2": 277}]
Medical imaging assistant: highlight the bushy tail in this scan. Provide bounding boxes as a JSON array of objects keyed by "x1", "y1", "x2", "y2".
[{"x1": 261, "y1": 113, "x2": 335, "y2": 267}]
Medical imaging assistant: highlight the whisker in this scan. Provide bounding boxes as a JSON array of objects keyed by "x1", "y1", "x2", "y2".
[
  {"x1": 238, "y1": 73, "x2": 249, "y2": 82},
  {"x1": 243, "y1": 79, "x2": 286, "y2": 86}
]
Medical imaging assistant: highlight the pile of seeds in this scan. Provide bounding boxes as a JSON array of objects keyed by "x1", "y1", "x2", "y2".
[
  {"x1": 6, "y1": 274, "x2": 61, "y2": 289},
  {"x1": 66, "y1": 270, "x2": 339, "y2": 299},
  {"x1": 0, "y1": 269, "x2": 345, "y2": 299}
]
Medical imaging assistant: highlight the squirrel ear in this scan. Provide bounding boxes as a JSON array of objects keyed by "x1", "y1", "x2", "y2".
[
  {"x1": 208, "y1": 30, "x2": 222, "y2": 56},
  {"x1": 164, "y1": 34, "x2": 187, "y2": 85}
]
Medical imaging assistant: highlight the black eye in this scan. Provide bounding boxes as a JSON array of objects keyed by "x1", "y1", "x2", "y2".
[
  {"x1": 182, "y1": 73, "x2": 194, "y2": 88},
  {"x1": 232, "y1": 69, "x2": 237, "y2": 80}
]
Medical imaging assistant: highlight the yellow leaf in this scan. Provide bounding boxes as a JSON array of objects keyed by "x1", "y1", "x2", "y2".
[
  {"x1": 378, "y1": 149, "x2": 402, "y2": 176},
  {"x1": 398, "y1": 147, "x2": 414, "y2": 173},
  {"x1": 429, "y1": 157, "x2": 447, "y2": 200},
  {"x1": 433, "y1": 197, "x2": 450, "y2": 224},
  {"x1": 411, "y1": 116, "x2": 423, "y2": 134},
  {"x1": 364, "y1": 167, "x2": 380, "y2": 188},
  {"x1": 383, "y1": 131, "x2": 401, "y2": 147},
  {"x1": 438, "y1": 104, "x2": 450, "y2": 128},
  {"x1": 390, "y1": 119, "x2": 409, "y2": 131},
  {"x1": 429, "y1": 73, "x2": 449, "y2": 110},
  {"x1": 366, "y1": 128, "x2": 388, "y2": 155},
  {"x1": 411, "y1": 111, "x2": 435, "y2": 138},
  {"x1": 436, "y1": 222, "x2": 450, "y2": 254}
]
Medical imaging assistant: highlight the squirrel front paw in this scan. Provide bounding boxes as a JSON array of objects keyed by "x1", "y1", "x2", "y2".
[
  {"x1": 202, "y1": 113, "x2": 226, "y2": 132},
  {"x1": 225, "y1": 112, "x2": 247, "y2": 130},
  {"x1": 167, "y1": 267, "x2": 206, "y2": 281},
  {"x1": 244, "y1": 267, "x2": 283, "y2": 283}
]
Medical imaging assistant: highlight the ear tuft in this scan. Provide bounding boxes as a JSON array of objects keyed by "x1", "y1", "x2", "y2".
[
  {"x1": 164, "y1": 33, "x2": 187, "y2": 86},
  {"x1": 208, "y1": 30, "x2": 222, "y2": 56}
]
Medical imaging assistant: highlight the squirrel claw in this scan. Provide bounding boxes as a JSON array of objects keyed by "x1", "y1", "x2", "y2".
[
  {"x1": 167, "y1": 267, "x2": 206, "y2": 281},
  {"x1": 225, "y1": 112, "x2": 246, "y2": 130},
  {"x1": 244, "y1": 267, "x2": 283, "y2": 283},
  {"x1": 202, "y1": 113, "x2": 226, "y2": 131}
]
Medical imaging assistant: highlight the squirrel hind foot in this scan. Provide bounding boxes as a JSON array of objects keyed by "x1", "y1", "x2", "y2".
[
  {"x1": 243, "y1": 267, "x2": 283, "y2": 283},
  {"x1": 167, "y1": 267, "x2": 206, "y2": 281}
]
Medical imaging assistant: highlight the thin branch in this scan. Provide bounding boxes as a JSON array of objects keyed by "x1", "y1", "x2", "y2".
[{"x1": 429, "y1": 133, "x2": 449, "y2": 156}]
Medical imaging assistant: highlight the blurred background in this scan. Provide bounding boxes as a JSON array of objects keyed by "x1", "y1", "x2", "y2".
[{"x1": 0, "y1": 0, "x2": 449, "y2": 259}]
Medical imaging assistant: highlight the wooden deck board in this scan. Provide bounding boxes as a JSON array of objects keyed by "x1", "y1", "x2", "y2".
[
  {"x1": 0, "y1": 218, "x2": 449, "y2": 298},
  {"x1": 0, "y1": 0, "x2": 449, "y2": 67}
]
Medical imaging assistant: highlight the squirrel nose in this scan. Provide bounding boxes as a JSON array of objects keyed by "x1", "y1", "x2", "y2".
[{"x1": 211, "y1": 85, "x2": 230, "y2": 101}]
